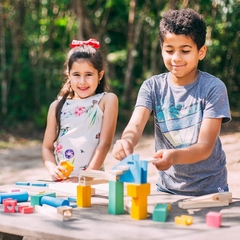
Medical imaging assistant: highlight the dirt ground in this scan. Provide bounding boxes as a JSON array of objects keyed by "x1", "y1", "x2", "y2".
[{"x1": 0, "y1": 119, "x2": 240, "y2": 198}]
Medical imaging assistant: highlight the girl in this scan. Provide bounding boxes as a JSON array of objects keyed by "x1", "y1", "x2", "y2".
[{"x1": 42, "y1": 39, "x2": 118, "y2": 182}]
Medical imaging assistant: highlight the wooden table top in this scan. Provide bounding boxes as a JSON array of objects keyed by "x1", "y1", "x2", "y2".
[{"x1": 0, "y1": 183, "x2": 240, "y2": 240}]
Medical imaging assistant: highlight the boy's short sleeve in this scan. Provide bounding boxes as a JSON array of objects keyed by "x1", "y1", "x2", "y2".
[
  {"x1": 201, "y1": 73, "x2": 231, "y2": 124},
  {"x1": 135, "y1": 78, "x2": 154, "y2": 112}
]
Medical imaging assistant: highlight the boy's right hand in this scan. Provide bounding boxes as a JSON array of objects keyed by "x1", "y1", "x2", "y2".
[{"x1": 112, "y1": 139, "x2": 134, "y2": 160}]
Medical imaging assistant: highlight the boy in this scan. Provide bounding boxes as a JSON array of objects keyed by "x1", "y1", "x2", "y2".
[{"x1": 112, "y1": 8, "x2": 231, "y2": 196}]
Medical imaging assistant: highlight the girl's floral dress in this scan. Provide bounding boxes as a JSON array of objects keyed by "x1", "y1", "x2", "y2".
[{"x1": 54, "y1": 93, "x2": 105, "y2": 177}]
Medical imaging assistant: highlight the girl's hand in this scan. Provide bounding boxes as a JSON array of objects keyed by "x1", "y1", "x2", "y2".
[
  {"x1": 152, "y1": 149, "x2": 174, "y2": 171},
  {"x1": 50, "y1": 162, "x2": 68, "y2": 181},
  {"x1": 61, "y1": 176, "x2": 78, "y2": 183}
]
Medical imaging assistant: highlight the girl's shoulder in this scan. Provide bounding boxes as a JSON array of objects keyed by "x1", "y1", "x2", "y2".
[
  {"x1": 49, "y1": 99, "x2": 59, "y2": 110},
  {"x1": 99, "y1": 92, "x2": 118, "y2": 111},
  {"x1": 102, "y1": 92, "x2": 118, "y2": 102}
]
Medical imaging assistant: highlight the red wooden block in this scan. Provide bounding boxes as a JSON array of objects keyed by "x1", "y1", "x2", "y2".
[
  {"x1": 2, "y1": 198, "x2": 12, "y2": 202},
  {"x1": 19, "y1": 206, "x2": 34, "y2": 214},
  {"x1": 3, "y1": 199, "x2": 17, "y2": 213},
  {"x1": 18, "y1": 205, "x2": 30, "y2": 212},
  {"x1": 206, "y1": 211, "x2": 222, "y2": 228}
]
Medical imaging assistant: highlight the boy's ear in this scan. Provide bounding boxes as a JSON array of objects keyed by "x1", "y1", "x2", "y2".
[{"x1": 199, "y1": 45, "x2": 207, "y2": 60}]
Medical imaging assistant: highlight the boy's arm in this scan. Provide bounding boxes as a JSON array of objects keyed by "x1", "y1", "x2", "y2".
[
  {"x1": 87, "y1": 93, "x2": 118, "y2": 170},
  {"x1": 112, "y1": 106, "x2": 151, "y2": 160},
  {"x1": 153, "y1": 118, "x2": 222, "y2": 170}
]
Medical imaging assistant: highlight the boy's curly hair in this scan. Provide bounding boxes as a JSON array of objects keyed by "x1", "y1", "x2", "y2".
[{"x1": 159, "y1": 8, "x2": 206, "y2": 50}]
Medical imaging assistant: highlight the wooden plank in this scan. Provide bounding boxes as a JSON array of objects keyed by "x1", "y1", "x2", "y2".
[
  {"x1": 79, "y1": 170, "x2": 118, "y2": 181},
  {"x1": 79, "y1": 178, "x2": 109, "y2": 186},
  {"x1": 178, "y1": 192, "x2": 232, "y2": 209},
  {"x1": 185, "y1": 192, "x2": 232, "y2": 202},
  {"x1": 178, "y1": 200, "x2": 230, "y2": 209},
  {"x1": 48, "y1": 182, "x2": 109, "y2": 195},
  {"x1": 34, "y1": 205, "x2": 72, "y2": 221}
]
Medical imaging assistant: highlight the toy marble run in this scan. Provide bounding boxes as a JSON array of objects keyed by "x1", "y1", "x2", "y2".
[
  {"x1": 2, "y1": 153, "x2": 232, "y2": 225},
  {"x1": 77, "y1": 154, "x2": 153, "y2": 219}
]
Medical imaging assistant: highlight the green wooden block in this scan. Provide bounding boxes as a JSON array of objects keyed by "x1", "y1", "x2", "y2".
[
  {"x1": 152, "y1": 204, "x2": 168, "y2": 222},
  {"x1": 108, "y1": 181, "x2": 124, "y2": 215},
  {"x1": 30, "y1": 192, "x2": 56, "y2": 206}
]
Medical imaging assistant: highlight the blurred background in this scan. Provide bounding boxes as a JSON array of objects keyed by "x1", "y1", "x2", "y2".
[{"x1": 0, "y1": 0, "x2": 239, "y2": 143}]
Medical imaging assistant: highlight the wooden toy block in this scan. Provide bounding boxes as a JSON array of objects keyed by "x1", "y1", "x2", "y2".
[
  {"x1": 18, "y1": 206, "x2": 34, "y2": 214},
  {"x1": 175, "y1": 215, "x2": 193, "y2": 226},
  {"x1": 18, "y1": 205, "x2": 29, "y2": 212},
  {"x1": 116, "y1": 165, "x2": 129, "y2": 171},
  {"x1": 178, "y1": 192, "x2": 232, "y2": 209},
  {"x1": 126, "y1": 183, "x2": 150, "y2": 220},
  {"x1": 48, "y1": 182, "x2": 96, "y2": 196},
  {"x1": 70, "y1": 203, "x2": 77, "y2": 208},
  {"x1": 35, "y1": 205, "x2": 72, "y2": 221},
  {"x1": 79, "y1": 177, "x2": 109, "y2": 186},
  {"x1": 68, "y1": 197, "x2": 76, "y2": 202},
  {"x1": 112, "y1": 154, "x2": 148, "y2": 184},
  {"x1": 60, "y1": 161, "x2": 74, "y2": 178},
  {"x1": 206, "y1": 211, "x2": 222, "y2": 228},
  {"x1": 57, "y1": 206, "x2": 73, "y2": 219},
  {"x1": 15, "y1": 182, "x2": 30, "y2": 186},
  {"x1": 30, "y1": 192, "x2": 56, "y2": 206},
  {"x1": 152, "y1": 204, "x2": 169, "y2": 222},
  {"x1": 108, "y1": 180, "x2": 124, "y2": 215},
  {"x1": 0, "y1": 191, "x2": 29, "y2": 204},
  {"x1": 79, "y1": 170, "x2": 118, "y2": 185},
  {"x1": 31, "y1": 182, "x2": 48, "y2": 187},
  {"x1": 127, "y1": 183, "x2": 150, "y2": 198},
  {"x1": 77, "y1": 185, "x2": 91, "y2": 207},
  {"x1": 3, "y1": 199, "x2": 17, "y2": 213},
  {"x1": 180, "y1": 215, "x2": 193, "y2": 224},
  {"x1": 131, "y1": 195, "x2": 148, "y2": 220},
  {"x1": 41, "y1": 196, "x2": 70, "y2": 207}
]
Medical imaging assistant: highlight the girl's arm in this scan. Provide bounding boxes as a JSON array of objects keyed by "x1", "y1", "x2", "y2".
[
  {"x1": 87, "y1": 93, "x2": 118, "y2": 170},
  {"x1": 42, "y1": 100, "x2": 66, "y2": 180},
  {"x1": 153, "y1": 118, "x2": 222, "y2": 170}
]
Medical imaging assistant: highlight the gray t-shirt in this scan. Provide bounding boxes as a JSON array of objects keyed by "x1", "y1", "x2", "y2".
[{"x1": 136, "y1": 70, "x2": 231, "y2": 196}]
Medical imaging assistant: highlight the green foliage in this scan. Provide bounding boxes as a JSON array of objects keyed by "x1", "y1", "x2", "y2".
[{"x1": 0, "y1": 0, "x2": 239, "y2": 133}]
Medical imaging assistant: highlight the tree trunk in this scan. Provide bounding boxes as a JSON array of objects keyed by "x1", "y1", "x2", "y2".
[
  {"x1": 122, "y1": 1, "x2": 147, "y2": 104},
  {"x1": 0, "y1": 3, "x2": 7, "y2": 115},
  {"x1": 71, "y1": 0, "x2": 111, "y2": 85}
]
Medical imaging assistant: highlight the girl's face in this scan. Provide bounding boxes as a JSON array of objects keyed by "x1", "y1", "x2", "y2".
[
  {"x1": 69, "y1": 60, "x2": 104, "y2": 99},
  {"x1": 161, "y1": 33, "x2": 206, "y2": 86}
]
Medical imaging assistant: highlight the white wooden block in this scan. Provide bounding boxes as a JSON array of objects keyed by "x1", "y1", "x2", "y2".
[{"x1": 35, "y1": 205, "x2": 72, "y2": 221}]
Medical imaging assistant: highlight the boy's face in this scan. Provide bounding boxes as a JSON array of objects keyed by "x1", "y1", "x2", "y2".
[{"x1": 161, "y1": 33, "x2": 206, "y2": 85}]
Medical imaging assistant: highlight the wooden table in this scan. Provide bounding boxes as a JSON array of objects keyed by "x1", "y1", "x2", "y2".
[{"x1": 0, "y1": 184, "x2": 240, "y2": 240}]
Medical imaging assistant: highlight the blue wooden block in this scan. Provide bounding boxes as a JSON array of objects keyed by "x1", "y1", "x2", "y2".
[
  {"x1": 112, "y1": 154, "x2": 148, "y2": 184},
  {"x1": 70, "y1": 202, "x2": 77, "y2": 208},
  {"x1": 15, "y1": 182, "x2": 30, "y2": 186},
  {"x1": 41, "y1": 196, "x2": 70, "y2": 208},
  {"x1": 0, "y1": 191, "x2": 29, "y2": 203},
  {"x1": 31, "y1": 182, "x2": 48, "y2": 187},
  {"x1": 68, "y1": 197, "x2": 76, "y2": 202}
]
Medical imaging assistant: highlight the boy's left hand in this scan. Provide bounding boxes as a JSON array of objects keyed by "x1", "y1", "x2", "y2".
[{"x1": 152, "y1": 149, "x2": 174, "y2": 171}]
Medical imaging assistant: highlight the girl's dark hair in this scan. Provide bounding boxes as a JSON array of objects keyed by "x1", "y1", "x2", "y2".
[
  {"x1": 159, "y1": 8, "x2": 206, "y2": 50},
  {"x1": 55, "y1": 45, "x2": 108, "y2": 141}
]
